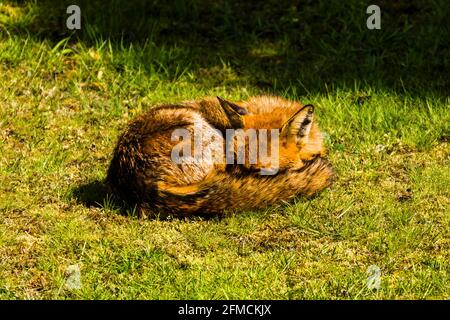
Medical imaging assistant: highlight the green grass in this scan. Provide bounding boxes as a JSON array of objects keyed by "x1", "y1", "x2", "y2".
[{"x1": 0, "y1": 0, "x2": 449, "y2": 299}]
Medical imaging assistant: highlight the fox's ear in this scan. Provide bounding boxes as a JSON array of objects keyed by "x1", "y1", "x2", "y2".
[
  {"x1": 280, "y1": 104, "x2": 314, "y2": 143},
  {"x1": 217, "y1": 96, "x2": 248, "y2": 128}
]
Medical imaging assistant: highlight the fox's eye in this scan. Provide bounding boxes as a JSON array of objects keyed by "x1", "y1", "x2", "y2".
[
  {"x1": 217, "y1": 96, "x2": 248, "y2": 115},
  {"x1": 234, "y1": 105, "x2": 249, "y2": 115}
]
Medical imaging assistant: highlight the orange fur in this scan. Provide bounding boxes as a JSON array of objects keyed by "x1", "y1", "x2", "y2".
[{"x1": 107, "y1": 95, "x2": 334, "y2": 217}]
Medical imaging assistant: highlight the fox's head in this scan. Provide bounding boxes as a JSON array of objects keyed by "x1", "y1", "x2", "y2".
[{"x1": 217, "y1": 95, "x2": 330, "y2": 173}]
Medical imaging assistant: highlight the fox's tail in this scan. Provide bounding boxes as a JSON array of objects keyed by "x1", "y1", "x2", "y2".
[{"x1": 153, "y1": 158, "x2": 334, "y2": 216}]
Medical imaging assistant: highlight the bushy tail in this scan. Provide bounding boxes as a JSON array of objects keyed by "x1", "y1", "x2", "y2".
[{"x1": 153, "y1": 158, "x2": 334, "y2": 216}]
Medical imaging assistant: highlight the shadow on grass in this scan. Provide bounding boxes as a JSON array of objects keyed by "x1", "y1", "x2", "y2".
[
  {"x1": 2, "y1": 0, "x2": 450, "y2": 98},
  {"x1": 70, "y1": 180, "x2": 138, "y2": 217},
  {"x1": 70, "y1": 180, "x2": 111, "y2": 208},
  {"x1": 70, "y1": 180, "x2": 226, "y2": 220}
]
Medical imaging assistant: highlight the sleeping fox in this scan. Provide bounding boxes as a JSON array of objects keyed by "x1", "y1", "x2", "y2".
[{"x1": 107, "y1": 95, "x2": 334, "y2": 217}]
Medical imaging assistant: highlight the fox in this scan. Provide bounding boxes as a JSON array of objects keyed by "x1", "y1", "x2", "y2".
[{"x1": 106, "y1": 95, "x2": 334, "y2": 218}]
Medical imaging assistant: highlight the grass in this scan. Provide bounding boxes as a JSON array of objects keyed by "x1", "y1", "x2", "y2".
[{"x1": 0, "y1": 0, "x2": 449, "y2": 299}]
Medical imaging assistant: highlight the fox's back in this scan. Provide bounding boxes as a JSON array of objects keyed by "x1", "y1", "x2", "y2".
[{"x1": 107, "y1": 104, "x2": 224, "y2": 208}]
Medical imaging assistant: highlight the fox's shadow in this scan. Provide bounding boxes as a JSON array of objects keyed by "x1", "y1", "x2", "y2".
[
  {"x1": 70, "y1": 180, "x2": 113, "y2": 208},
  {"x1": 71, "y1": 180, "x2": 140, "y2": 217},
  {"x1": 70, "y1": 180, "x2": 226, "y2": 220}
]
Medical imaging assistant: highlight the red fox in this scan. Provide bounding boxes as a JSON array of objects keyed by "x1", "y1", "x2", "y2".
[{"x1": 107, "y1": 95, "x2": 334, "y2": 217}]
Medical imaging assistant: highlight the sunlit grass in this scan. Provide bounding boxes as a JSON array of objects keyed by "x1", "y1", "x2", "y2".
[{"x1": 0, "y1": 0, "x2": 449, "y2": 299}]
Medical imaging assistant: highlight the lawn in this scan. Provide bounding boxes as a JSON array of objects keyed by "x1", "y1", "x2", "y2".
[{"x1": 0, "y1": 0, "x2": 448, "y2": 299}]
